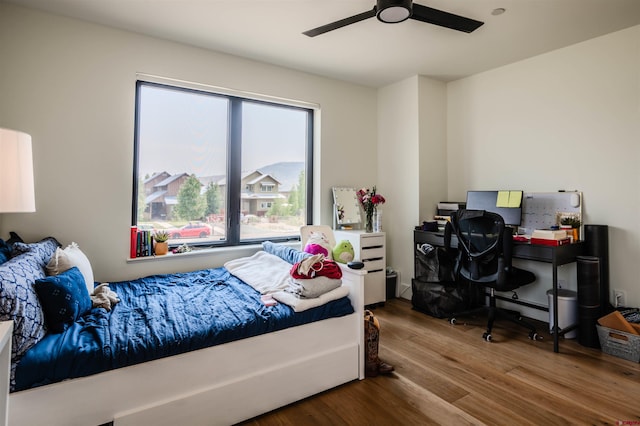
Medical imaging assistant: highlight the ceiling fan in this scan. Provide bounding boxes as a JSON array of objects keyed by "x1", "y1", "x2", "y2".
[{"x1": 303, "y1": 0, "x2": 484, "y2": 37}]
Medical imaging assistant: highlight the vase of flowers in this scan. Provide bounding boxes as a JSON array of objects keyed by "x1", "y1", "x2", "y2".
[{"x1": 357, "y1": 186, "x2": 386, "y2": 233}]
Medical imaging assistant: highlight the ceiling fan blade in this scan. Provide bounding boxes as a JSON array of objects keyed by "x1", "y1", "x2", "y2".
[
  {"x1": 303, "y1": 8, "x2": 377, "y2": 37},
  {"x1": 410, "y1": 4, "x2": 484, "y2": 33}
]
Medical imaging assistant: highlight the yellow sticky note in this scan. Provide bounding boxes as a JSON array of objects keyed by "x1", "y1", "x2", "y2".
[
  {"x1": 508, "y1": 191, "x2": 523, "y2": 208},
  {"x1": 496, "y1": 191, "x2": 510, "y2": 207}
]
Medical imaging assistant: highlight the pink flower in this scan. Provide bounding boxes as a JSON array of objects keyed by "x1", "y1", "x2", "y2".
[
  {"x1": 371, "y1": 194, "x2": 385, "y2": 205},
  {"x1": 357, "y1": 186, "x2": 385, "y2": 219}
]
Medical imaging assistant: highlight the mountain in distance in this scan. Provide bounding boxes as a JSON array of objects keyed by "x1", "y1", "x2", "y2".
[{"x1": 257, "y1": 161, "x2": 304, "y2": 192}]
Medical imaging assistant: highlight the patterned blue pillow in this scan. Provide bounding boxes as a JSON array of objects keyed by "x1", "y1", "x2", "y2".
[
  {"x1": 0, "y1": 239, "x2": 9, "y2": 265},
  {"x1": 12, "y1": 237, "x2": 59, "y2": 259},
  {"x1": 0, "y1": 237, "x2": 59, "y2": 362},
  {"x1": 35, "y1": 267, "x2": 92, "y2": 333},
  {"x1": 262, "y1": 241, "x2": 311, "y2": 264}
]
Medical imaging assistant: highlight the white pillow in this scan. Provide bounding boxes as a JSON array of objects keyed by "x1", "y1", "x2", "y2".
[{"x1": 46, "y1": 242, "x2": 95, "y2": 294}]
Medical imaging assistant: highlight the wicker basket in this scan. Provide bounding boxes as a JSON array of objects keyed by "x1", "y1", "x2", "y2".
[{"x1": 597, "y1": 325, "x2": 640, "y2": 363}]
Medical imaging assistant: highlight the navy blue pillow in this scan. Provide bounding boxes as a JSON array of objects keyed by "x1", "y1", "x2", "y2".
[
  {"x1": 0, "y1": 239, "x2": 9, "y2": 265},
  {"x1": 34, "y1": 266, "x2": 92, "y2": 333}
]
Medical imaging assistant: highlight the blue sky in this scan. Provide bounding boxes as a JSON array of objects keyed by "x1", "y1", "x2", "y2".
[{"x1": 138, "y1": 84, "x2": 307, "y2": 178}]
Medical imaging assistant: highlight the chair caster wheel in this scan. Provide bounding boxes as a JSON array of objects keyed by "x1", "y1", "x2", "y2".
[
  {"x1": 529, "y1": 331, "x2": 541, "y2": 341},
  {"x1": 449, "y1": 318, "x2": 457, "y2": 325},
  {"x1": 482, "y1": 332, "x2": 492, "y2": 342}
]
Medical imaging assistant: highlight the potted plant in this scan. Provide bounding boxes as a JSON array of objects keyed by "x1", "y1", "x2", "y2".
[
  {"x1": 153, "y1": 230, "x2": 170, "y2": 255},
  {"x1": 560, "y1": 216, "x2": 582, "y2": 241}
]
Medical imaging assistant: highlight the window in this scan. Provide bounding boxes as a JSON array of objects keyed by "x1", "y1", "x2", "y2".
[
  {"x1": 261, "y1": 184, "x2": 275, "y2": 192},
  {"x1": 133, "y1": 80, "x2": 313, "y2": 248}
]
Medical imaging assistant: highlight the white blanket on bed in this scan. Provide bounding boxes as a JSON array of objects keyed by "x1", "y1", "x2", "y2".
[
  {"x1": 224, "y1": 251, "x2": 350, "y2": 312},
  {"x1": 272, "y1": 286, "x2": 349, "y2": 313},
  {"x1": 224, "y1": 251, "x2": 292, "y2": 294}
]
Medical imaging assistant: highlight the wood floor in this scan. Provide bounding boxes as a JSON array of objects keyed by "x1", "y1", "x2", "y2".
[{"x1": 239, "y1": 298, "x2": 640, "y2": 425}]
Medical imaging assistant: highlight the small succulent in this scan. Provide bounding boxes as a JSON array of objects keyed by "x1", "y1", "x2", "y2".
[
  {"x1": 560, "y1": 216, "x2": 581, "y2": 228},
  {"x1": 153, "y1": 230, "x2": 170, "y2": 243}
]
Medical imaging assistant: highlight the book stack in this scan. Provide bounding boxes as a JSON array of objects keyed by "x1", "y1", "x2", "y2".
[
  {"x1": 433, "y1": 215, "x2": 451, "y2": 231},
  {"x1": 435, "y1": 202, "x2": 465, "y2": 230},
  {"x1": 531, "y1": 229, "x2": 571, "y2": 246},
  {"x1": 130, "y1": 226, "x2": 154, "y2": 258}
]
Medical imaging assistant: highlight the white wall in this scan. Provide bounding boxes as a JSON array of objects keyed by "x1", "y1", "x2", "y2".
[
  {"x1": 418, "y1": 76, "x2": 448, "y2": 223},
  {"x1": 377, "y1": 76, "x2": 447, "y2": 300},
  {"x1": 447, "y1": 25, "x2": 640, "y2": 314},
  {"x1": 0, "y1": 4, "x2": 377, "y2": 282},
  {"x1": 377, "y1": 76, "x2": 420, "y2": 297}
]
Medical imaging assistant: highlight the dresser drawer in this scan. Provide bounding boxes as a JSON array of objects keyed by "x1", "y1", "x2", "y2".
[
  {"x1": 332, "y1": 230, "x2": 386, "y2": 306},
  {"x1": 363, "y1": 258, "x2": 385, "y2": 272},
  {"x1": 361, "y1": 246, "x2": 384, "y2": 260},
  {"x1": 360, "y1": 235, "x2": 385, "y2": 248},
  {"x1": 364, "y1": 270, "x2": 385, "y2": 306},
  {"x1": 364, "y1": 269, "x2": 385, "y2": 285}
]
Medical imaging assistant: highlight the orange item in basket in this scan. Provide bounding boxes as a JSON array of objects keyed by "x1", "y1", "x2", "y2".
[{"x1": 598, "y1": 311, "x2": 640, "y2": 335}]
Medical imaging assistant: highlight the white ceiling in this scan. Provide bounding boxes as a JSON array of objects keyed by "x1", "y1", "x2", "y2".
[{"x1": 5, "y1": 0, "x2": 640, "y2": 87}]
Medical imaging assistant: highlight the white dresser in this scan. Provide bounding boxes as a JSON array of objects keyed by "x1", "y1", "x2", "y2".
[{"x1": 334, "y1": 230, "x2": 386, "y2": 306}]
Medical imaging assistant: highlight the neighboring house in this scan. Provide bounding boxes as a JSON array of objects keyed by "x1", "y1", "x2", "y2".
[
  {"x1": 145, "y1": 165, "x2": 298, "y2": 221},
  {"x1": 257, "y1": 161, "x2": 305, "y2": 198},
  {"x1": 240, "y1": 171, "x2": 286, "y2": 217},
  {"x1": 143, "y1": 172, "x2": 191, "y2": 220}
]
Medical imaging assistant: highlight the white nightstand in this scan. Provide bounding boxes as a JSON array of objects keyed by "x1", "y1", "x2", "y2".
[{"x1": 334, "y1": 230, "x2": 386, "y2": 306}]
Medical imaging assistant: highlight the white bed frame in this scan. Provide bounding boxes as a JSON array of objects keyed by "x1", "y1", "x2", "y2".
[{"x1": 2, "y1": 265, "x2": 365, "y2": 426}]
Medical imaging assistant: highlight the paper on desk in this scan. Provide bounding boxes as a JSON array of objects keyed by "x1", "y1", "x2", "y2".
[
  {"x1": 437, "y1": 202, "x2": 461, "y2": 210},
  {"x1": 496, "y1": 191, "x2": 523, "y2": 208}
]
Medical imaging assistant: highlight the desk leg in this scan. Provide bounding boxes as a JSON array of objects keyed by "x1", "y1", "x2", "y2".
[{"x1": 552, "y1": 256, "x2": 560, "y2": 353}]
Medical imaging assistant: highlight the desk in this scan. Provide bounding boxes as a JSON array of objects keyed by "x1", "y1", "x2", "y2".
[{"x1": 414, "y1": 230, "x2": 586, "y2": 353}]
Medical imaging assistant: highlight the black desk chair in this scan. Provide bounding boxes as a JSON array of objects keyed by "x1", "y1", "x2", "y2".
[{"x1": 445, "y1": 210, "x2": 540, "y2": 342}]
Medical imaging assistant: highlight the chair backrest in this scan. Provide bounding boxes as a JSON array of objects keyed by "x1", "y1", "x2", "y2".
[{"x1": 446, "y1": 210, "x2": 507, "y2": 285}]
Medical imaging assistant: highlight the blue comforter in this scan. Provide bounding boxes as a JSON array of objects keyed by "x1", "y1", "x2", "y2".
[{"x1": 15, "y1": 267, "x2": 354, "y2": 391}]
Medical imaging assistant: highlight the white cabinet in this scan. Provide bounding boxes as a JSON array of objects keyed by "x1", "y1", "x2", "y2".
[{"x1": 334, "y1": 230, "x2": 386, "y2": 306}]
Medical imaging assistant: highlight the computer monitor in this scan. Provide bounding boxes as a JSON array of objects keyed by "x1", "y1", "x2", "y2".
[{"x1": 465, "y1": 190, "x2": 522, "y2": 227}]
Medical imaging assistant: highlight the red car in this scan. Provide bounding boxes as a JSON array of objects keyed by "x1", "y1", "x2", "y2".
[{"x1": 169, "y1": 222, "x2": 212, "y2": 239}]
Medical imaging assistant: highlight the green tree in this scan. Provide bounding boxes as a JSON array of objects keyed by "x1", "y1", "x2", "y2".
[
  {"x1": 267, "y1": 198, "x2": 288, "y2": 217},
  {"x1": 174, "y1": 175, "x2": 206, "y2": 221},
  {"x1": 296, "y1": 170, "x2": 305, "y2": 213},
  {"x1": 205, "y1": 182, "x2": 221, "y2": 216},
  {"x1": 137, "y1": 176, "x2": 147, "y2": 220},
  {"x1": 287, "y1": 189, "x2": 298, "y2": 215}
]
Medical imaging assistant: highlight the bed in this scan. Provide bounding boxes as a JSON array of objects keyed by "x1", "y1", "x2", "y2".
[{"x1": 0, "y1": 236, "x2": 365, "y2": 426}]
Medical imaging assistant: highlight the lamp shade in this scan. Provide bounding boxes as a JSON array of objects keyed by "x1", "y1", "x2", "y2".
[{"x1": 0, "y1": 128, "x2": 35, "y2": 212}]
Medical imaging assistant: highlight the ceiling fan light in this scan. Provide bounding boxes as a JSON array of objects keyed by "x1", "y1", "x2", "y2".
[{"x1": 376, "y1": 0, "x2": 412, "y2": 23}]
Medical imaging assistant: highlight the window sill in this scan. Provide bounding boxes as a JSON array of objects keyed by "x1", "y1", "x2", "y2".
[
  {"x1": 127, "y1": 244, "x2": 256, "y2": 263},
  {"x1": 126, "y1": 240, "x2": 302, "y2": 263}
]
